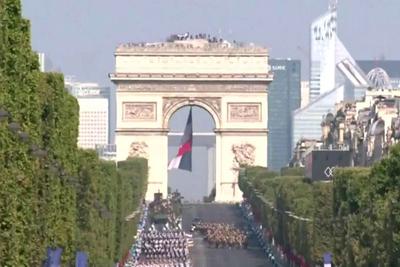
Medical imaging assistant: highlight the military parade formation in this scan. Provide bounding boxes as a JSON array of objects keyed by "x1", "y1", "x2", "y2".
[
  {"x1": 125, "y1": 192, "x2": 193, "y2": 267},
  {"x1": 136, "y1": 231, "x2": 192, "y2": 267},
  {"x1": 192, "y1": 222, "x2": 249, "y2": 249},
  {"x1": 121, "y1": 190, "x2": 279, "y2": 267}
]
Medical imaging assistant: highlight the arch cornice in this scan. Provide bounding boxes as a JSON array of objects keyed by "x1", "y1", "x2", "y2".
[{"x1": 162, "y1": 97, "x2": 221, "y2": 129}]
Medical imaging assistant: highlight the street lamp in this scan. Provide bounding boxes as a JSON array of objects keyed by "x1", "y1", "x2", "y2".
[
  {"x1": 59, "y1": 169, "x2": 66, "y2": 177},
  {"x1": 67, "y1": 176, "x2": 78, "y2": 185},
  {"x1": 30, "y1": 146, "x2": 47, "y2": 158},
  {"x1": 29, "y1": 144, "x2": 38, "y2": 152},
  {"x1": 8, "y1": 122, "x2": 21, "y2": 133},
  {"x1": 49, "y1": 164, "x2": 58, "y2": 174},
  {"x1": 0, "y1": 108, "x2": 9, "y2": 122},
  {"x1": 18, "y1": 131, "x2": 30, "y2": 142},
  {"x1": 35, "y1": 150, "x2": 48, "y2": 158}
]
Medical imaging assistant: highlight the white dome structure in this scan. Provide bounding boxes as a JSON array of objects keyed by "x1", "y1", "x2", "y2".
[{"x1": 367, "y1": 68, "x2": 392, "y2": 89}]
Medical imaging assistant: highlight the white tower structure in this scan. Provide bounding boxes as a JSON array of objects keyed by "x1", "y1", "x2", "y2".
[
  {"x1": 309, "y1": 0, "x2": 368, "y2": 101},
  {"x1": 38, "y1": 53, "x2": 45, "y2": 72},
  {"x1": 77, "y1": 98, "x2": 109, "y2": 149},
  {"x1": 309, "y1": 2, "x2": 337, "y2": 100},
  {"x1": 293, "y1": 1, "x2": 370, "y2": 150}
]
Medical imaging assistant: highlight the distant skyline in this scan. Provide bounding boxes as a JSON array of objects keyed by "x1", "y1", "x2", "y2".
[
  {"x1": 20, "y1": 0, "x2": 400, "y2": 201},
  {"x1": 22, "y1": 0, "x2": 400, "y2": 86}
]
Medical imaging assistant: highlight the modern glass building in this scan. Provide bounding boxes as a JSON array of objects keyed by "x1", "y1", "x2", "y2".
[
  {"x1": 268, "y1": 59, "x2": 301, "y2": 171},
  {"x1": 292, "y1": 3, "x2": 370, "y2": 155},
  {"x1": 293, "y1": 85, "x2": 344, "y2": 149},
  {"x1": 310, "y1": 5, "x2": 337, "y2": 101}
]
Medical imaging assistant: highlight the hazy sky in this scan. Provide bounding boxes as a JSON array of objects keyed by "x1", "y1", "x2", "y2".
[{"x1": 22, "y1": 0, "x2": 400, "y2": 86}]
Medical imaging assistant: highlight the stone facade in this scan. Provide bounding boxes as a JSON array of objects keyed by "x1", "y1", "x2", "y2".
[
  {"x1": 228, "y1": 103, "x2": 262, "y2": 122},
  {"x1": 111, "y1": 39, "x2": 272, "y2": 202},
  {"x1": 122, "y1": 102, "x2": 156, "y2": 121},
  {"x1": 128, "y1": 141, "x2": 149, "y2": 158}
]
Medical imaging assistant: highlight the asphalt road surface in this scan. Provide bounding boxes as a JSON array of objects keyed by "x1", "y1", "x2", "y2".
[{"x1": 182, "y1": 203, "x2": 272, "y2": 267}]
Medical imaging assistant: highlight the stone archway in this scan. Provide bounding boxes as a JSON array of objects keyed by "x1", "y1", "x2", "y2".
[
  {"x1": 110, "y1": 39, "x2": 272, "y2": 202},
  {"x1": 167, "y1": 104, "x2": 216, "y2": 202},
  {"x1": 163, "y1": 98, "x2": 221, "y2": 129}
]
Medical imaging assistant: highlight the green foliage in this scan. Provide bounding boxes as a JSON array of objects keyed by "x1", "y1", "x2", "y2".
[
  {"x1": 239, "y1": 170, "x2": 322, "y2": 264},
  {"x1": 74, "y1": 153, "x2": 147, "y2": 266},
  {"x1": 280, "y1": 166, "x2": 305, "y2": 177},
  {"x1": 0, "y1": 1, "x2": 148, "y2": 266},
  {"x1": 246, "y1": 166, "x2": 279, "y2": 180},
  {"x1": 0, "y1": 0, "x2": 41, "y2": 132},
  {"x1": 242, "y1": 145, "x2": 400, "y2": 266},
  {"x1": 311, "y1": 182, "x2": 333, "y2": 263},
  {"x1": 332, "y1": 148, "x2": 400, "y2": 267},
  {"x1": 245, "y1": 166, "x2": 279, "y2": 189},
  {"x1": 115, "y1": 158, "x2": 148, "y2": 261}
]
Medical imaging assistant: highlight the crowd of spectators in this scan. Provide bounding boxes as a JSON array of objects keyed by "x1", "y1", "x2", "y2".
[
  {"x1": 121, "y1": 203, "x2": 148, "y2": 267},
  {"x1": 240, "y1": 200, "x2": 312, "y2": 267},
  {"x1": 240, "y1": 200, "x2": 281, "y2": 267}
]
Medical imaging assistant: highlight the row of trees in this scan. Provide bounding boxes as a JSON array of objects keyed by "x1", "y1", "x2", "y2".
[
  {"x1": 240, "y1": 145, "x2": 400, "y2": 266},
  {"x1": 239, "y1": 168, "x2": 329, "y2": 265},
  {"x1": 0, "y1": 1, "x2": 148, "y2": 266},
  {"x1": 333, "y1": 146, "x2": 400, "y2": 266}
]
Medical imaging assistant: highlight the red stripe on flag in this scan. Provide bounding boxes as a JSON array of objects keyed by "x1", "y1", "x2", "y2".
[{"x1": 177, "y1": 140, "x2": 192, "y2": 156}]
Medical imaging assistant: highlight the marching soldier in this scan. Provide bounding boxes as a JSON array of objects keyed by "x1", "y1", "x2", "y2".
[
  {"x1": 137, "y1": 229, "x2": 193, "y2": 267},
  {"x1": 193, "y1": 222, "x2": 249, "y2": 249}
]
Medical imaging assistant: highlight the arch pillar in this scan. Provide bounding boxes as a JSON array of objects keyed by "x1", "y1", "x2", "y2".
[{"x1": 113, "y1": 91, "x2": 269, "y2": 203}]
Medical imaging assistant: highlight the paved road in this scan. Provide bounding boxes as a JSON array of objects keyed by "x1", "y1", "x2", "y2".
[{"x1": 182, "y1": 203, "x2": 272, "y2": 267}]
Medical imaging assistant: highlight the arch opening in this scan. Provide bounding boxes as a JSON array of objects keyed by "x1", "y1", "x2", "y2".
[
  {"x1": 167, "y1": 105, "x2": 216, "y2": 202},
  {"x1": 163, "y1": 99, "x2": 221, "y2": 129}
]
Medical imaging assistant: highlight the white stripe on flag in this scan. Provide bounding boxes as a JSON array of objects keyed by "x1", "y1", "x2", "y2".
[{"x1": 168, "y1": 155, "x2": 182, "y2": 170}]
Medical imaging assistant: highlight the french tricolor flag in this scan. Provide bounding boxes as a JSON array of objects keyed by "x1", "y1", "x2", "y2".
[{"x1": 168, "y1": 107, "x2": 193, "y2": 171}]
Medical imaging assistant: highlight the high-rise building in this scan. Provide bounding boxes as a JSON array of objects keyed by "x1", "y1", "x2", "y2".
[
  {"x1": 65, "y1": 78, "x2": 110, "y2": 149},
  {"x1": 309, "y1": 4, "x2": 337, "y2": 101},
  {"x1": 38, "y1": 52, "x2": 45, "y2": 72},
  {"x1": 292, "y1": 3, "x2": 370, "y2": 152},
  {"x1": 293, "y1": 85, "x2": 344, "y2": 147},
  {"x1": 268, "y1": 59, "x2": 301, "y2": 171},
  {"x1": 309, "y1": 3, "x2": 369, "y2": 101},
  {"x1": 77, "y1": 98, "x2": 109, "y2": 149},
  {"x1": 301, "y1": 81, "x2": 310, "y2": 108}
]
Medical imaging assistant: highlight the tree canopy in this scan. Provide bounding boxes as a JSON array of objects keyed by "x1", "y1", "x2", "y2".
[
  {"x1": 241, "y1": 145, "x2": 400, "y2": 266},
  {"x1": 0, "y1": 1, "x2": 148, "y2": 265}
]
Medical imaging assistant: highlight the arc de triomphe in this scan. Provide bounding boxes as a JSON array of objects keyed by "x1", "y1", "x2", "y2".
[{"x1": 110, "y1": 39, "x2": 272, "y2": 202}]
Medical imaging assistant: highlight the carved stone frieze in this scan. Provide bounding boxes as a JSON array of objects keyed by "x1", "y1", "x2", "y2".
[
  {"x1": 118, "y1": 82, "x2": 267, "y2": 93},
  {"x1": 198, "y1": 97, "x2": 221, "y2": 113},
  {"x1": 232, "y1": 143, "x2": 256, "y2": 174},
  {"x1": 128, "y1": 142, "x2": 148, "y2": 158},
  {"x1": 162, "y1": 97, "x2": 221, "y2": 115},
  {"x1": 228, "y1": 103, "x2": 261, "y2": 122},
  {"x1": 123, "y1": 102, "x2": 156, "y2": 121},
  {"x1": 162, "y1": 98, "x2": 181, "y2": 115}
]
